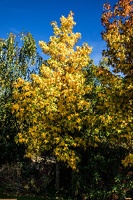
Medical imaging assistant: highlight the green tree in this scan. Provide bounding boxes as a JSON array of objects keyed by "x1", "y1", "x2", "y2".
[{"x1": 0, "y1": 32, "x2": 41, "y2": 162}]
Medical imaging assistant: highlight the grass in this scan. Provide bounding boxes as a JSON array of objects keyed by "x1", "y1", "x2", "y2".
[
  {"x1": 0, "y1": 194, "x2": 44, "y2": 200},
  {"x1": 0, "y1": 196, "x2": 55, "y2": 200},
  {"x1": 0, "y1": 187, "x2": 72, "y2": 200},
  {"x1": 0, "y1": 195, "x2": 56, "y2": 200},
  {"x1": 0, "y1": 193, "x2": 72, "y2": 200}
]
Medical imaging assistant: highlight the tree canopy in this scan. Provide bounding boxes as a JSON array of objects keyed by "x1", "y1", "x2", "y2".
[
  {"x1": 1, "y1": 1, "x2": 133, "y2": 198},
  {"x1": 12, "y1": 12, "x2": 94, "y2": 170},
  {"x1": 99, "y1": 0, "x2": 133, "y2": 166}
]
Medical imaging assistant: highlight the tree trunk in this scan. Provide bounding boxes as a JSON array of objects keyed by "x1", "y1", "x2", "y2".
[{"x1": 55, "y1": 160, "x2": 60, "y2": 191}]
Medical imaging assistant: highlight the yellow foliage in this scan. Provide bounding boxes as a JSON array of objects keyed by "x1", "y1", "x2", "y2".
[
  {"x1": 12, "y1": 12, "x2": 92, "y2": 170},
  {"x1": 122, "y1": 153, "x2": 133, "y2": 167},
  {"x1": 95, "y1": 0, "x2": 133, "y2": 167}
]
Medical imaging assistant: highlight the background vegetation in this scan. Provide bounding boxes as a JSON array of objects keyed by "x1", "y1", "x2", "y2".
[{"x1": 0, "y1": 0, "x2": 133, "y2": 199}]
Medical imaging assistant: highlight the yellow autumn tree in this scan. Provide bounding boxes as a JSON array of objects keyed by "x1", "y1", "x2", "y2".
[
  {"x1": 12, "y1": 12, "x2": 92, "y2": 170},
  {"x1": 96, "y1": 0, "x2": 133, "y2": 166}
]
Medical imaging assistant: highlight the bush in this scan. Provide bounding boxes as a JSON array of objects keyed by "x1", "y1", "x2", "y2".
[{"x1": 0, "y1": 159, "x2": 55, "y2": 195}]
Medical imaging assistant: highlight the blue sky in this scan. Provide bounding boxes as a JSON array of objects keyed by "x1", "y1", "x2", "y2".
[{"x1": 0, "y1": 0, "x2": 117, "y2": 64}]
